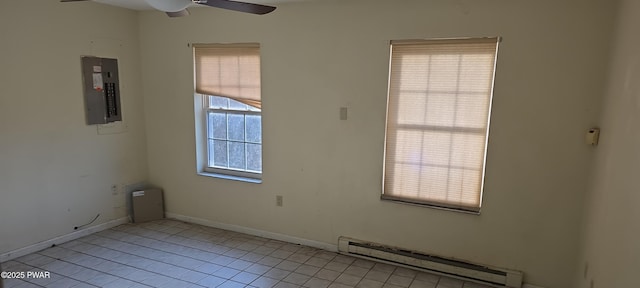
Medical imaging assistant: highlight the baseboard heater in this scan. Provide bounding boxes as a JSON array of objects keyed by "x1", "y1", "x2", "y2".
[{"x1": 337, "y1": 237, "x2": 523, "y2": 288}]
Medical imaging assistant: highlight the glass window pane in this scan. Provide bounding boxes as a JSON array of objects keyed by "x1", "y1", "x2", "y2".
[
  {"x1": 246, "y1": 115, "x2": 262, "y2": 143},
  {"x1": 209, "y1": 112, "x2": 227, "y2": 139},
  {"x1": 212, "y1": 140, "x2": 228, "y2": 168},
  {"x1": 229, "y1": 98, "x2": 249, "y2": 110},
  {"x1": 247, "y1": 143, "x2": 262, "y2": 172},
  {"x1": 209, "y1": 95, "x2": 229, "y2": 109},
  {"x1": 208, "y1": 139, "x2": 215, "y2": 167},
  {"x1": 228, "y1": 142, "x2": 246, "y2": 170},
  {"x1": 228, "y1": 114, "x2": 245, "y2": 141},
  {"x1": 205, "y1": 94, "x2": 262, "y2": 175}
]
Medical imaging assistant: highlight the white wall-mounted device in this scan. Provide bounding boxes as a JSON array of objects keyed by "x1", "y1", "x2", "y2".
[{"x1": 586, "y1": 128, "x2": 600, "y2": 146}]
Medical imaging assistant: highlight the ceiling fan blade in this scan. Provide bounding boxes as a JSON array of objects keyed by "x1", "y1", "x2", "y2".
[
  {"x1": 196, "y1": 0, "x2": 276, "y2": 15},
  {"x1": 166, "y1": 9, "x2": 191, "y2": 17}
]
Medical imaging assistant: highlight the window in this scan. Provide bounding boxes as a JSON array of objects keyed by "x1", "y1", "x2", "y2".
[
  {"x1": 194, "y1": 43, "x2": 262, "y2": 181},
  {"x1": 206, "y1": 96, "x2": 262, "y2": 176},
  {"x1": 382, "y1": 38, "x2": 499, "y2": 212}
]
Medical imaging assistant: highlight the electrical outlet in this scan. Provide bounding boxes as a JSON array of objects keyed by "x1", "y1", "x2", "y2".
[
  {"x1": 276, "y1": 195, "x2": 283, "y2": 207},
  {"x1": 112, "y1": 184, "x2": 126, "y2": 210}
]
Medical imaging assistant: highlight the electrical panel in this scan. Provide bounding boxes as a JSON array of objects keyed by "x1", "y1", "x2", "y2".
[{"x1": 81, "y1": 56, "x2": 122, "y2": 124}]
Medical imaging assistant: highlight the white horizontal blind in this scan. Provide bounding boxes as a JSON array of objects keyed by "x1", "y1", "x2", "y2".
[
  {"x1": 383, "y1": 38, "x2": 499, "y2": 212},
  {"x1": 194, "y1": 43, "x2": 261, "y2": 108}
]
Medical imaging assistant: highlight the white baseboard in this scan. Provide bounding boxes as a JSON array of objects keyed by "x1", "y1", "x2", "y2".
[
  {"x1": 0, "y1": 217, "x2": 128, "y2": 263},
  {"x1": 165, "y1": 212, "x2": 337, "y2": 252}
]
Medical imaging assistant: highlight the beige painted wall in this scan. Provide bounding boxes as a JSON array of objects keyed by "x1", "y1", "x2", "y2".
[
  {"x1": 0, "y1": 0, "x2": 148, "y2": 254},
  {"x1": 577, "y1": 0, "x2": 640, "y2": 287},
  {"x1": 139, "y1": 0, "x2": 616, "y2": 287}
]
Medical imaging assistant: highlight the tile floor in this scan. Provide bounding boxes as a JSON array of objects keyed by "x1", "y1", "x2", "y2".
[{"x1": 1, "y1": 220, "x2": 493, "y2": 288}]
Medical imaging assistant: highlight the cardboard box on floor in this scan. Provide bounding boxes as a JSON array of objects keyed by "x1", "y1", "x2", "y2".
[{"x1": 131, "y1": 189, "x2": 164, "y2": 223}]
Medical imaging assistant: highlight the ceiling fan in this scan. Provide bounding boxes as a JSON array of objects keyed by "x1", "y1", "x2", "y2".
[{"x1": 61, "y1": 0, "x2": 276, "y2": 17}]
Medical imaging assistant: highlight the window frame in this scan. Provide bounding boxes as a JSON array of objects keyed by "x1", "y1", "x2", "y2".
[{"x1": 381, "y1": 37, "x2": 500, "y2": 213}]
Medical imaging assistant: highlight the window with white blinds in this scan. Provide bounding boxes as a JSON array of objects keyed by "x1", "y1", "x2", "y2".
[
  {"x1": 194, "y1": 43, "x2": 263, "y2": 181},
  {"x1": 383, "y1": 38, "x2": 499, "y2": 212}
]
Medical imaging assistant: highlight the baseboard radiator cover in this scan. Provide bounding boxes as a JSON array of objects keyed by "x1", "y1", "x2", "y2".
[{"x1": 338, "y1": 237, "x2": 523, "y2": 288}]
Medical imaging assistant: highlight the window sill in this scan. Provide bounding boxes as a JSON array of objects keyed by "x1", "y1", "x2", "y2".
[
  {"x1": 381, "y1": 196, "x2": 481, "y2": 215},
  {"x1": 197, "y1": 171, "x2": 262, "y2": 184}
]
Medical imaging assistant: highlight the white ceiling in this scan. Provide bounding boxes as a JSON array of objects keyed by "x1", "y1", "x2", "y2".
[{"x1": 90, "y1": 0, "x2": 302, "y2": 11}]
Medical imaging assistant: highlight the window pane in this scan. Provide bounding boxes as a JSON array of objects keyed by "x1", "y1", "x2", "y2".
[
  {"x1": 227, "y1": 114, "x2": 245, "y2": 141},
  {"x1": 205, "y1": 97, "x2": 261, "y2": 176},
  {"x1": 229, "y1": 98, "x2": 249, "y2": 110},
  {"x1": 208, "y1": 139, "x2": 216, "y2": 168},
  {"x1": 246, "y1": 115, "x2": 262, "y2": 143},
  {"x1": 247, "y1": 143, "x2": 262, "y2": 172},
  {"x1": 212, "y1": 140, "x2": 228, "y2": 168},
  {"x1": 228, "y1": 142, "x2": 246, "y2": 170},
  {"x1": 209, "y1": 112, "x2": 227, "y2": 139},
  {"x1": 209, "y1": 95, "x2": 229, "y2": 109}
]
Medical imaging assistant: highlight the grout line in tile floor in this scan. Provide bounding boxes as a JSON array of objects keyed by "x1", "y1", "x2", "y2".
[{"x1": 1, "y1": 219, "x2": 493, "y2": 288}]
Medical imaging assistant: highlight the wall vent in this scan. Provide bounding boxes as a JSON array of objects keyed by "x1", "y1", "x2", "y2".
[{"x1": 338, "y1": 237, "x2": 523, "y2": 288}]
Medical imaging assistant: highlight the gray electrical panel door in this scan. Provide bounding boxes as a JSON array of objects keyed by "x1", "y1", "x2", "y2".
[{"x1": 81, "y1": 56, "x2": 122, "y2": 124}]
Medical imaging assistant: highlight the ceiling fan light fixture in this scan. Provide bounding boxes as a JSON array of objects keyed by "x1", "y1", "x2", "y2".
[{"x1": 145, "y1": 0, "x2": 192, "y2": 12}]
